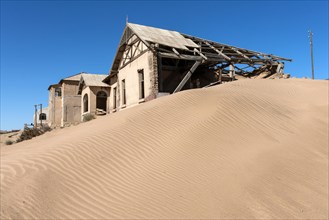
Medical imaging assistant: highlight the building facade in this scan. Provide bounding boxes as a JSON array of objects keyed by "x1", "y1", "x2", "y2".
[
  {"x1": 78, "y1": 73, "x2": 110, "y2": 117},
  {"x1": 48, "y1": 74, "x2": 81, "y2": 127},
  {"x1": 103, "y1": 23, "x2": 291, "y2": 113}
]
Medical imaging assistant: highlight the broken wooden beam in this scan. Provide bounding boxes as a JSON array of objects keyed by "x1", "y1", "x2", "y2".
[
  {"x1": 204, "y1": 41, "x2": 231, "y2": 61},
  {"x1": 173, "y1": 60, "x2": 202, "y2": 93}
]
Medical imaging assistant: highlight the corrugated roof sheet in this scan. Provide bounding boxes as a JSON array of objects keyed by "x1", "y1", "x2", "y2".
[
  {"x1": 80, "y1": 73, "x2": 110, "y2": 87},
  {"x1": 128, "y1": 23, "x2": 199, "y2": 50}
]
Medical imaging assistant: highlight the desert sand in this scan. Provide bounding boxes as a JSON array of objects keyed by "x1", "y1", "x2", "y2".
[{"x1": 1, "y1": 79, "x2": 328, "y2": 219}]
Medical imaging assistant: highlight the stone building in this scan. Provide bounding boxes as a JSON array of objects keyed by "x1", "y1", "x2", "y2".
[
  {"x1": 103, "y1": 23, "x2": 291, "y2": 113},
  {"x1": 48, "y1": 74, "x2": 81, "y2": 127},
  {"x1": 33, "y1": 107, "x2": 49, "y2": 127},
  {"x1": 47, "y1": 72, "x2": 109, "y2": 127},
  {"x1": 77, "y1": 73, "x2": 110, "y2": 117}
]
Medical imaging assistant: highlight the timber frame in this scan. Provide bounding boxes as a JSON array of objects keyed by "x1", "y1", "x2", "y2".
[{"x1": 104, "y1": 23, "x2": 292, "y2": 93}]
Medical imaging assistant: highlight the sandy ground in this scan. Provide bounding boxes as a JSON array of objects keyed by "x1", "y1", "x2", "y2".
[
  {"x1": 0, "y1": 131, "x2": 20, "y2": 147},
  {"x1": 1, "y1": 79, "x2": 328, "y2": 219}
]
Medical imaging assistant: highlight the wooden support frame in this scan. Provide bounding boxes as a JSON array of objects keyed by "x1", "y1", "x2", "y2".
[
  {"x1": 173, "y1": 60, "x2": 202, "y2": 93},
  {"x1": 204, "y1": 41, "x2": 231, "y2": 61}
]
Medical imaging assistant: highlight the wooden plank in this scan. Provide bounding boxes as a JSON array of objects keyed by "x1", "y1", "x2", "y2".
[
  {"x1": 173, "y1": 60, "x2": 201, "y2": 93},
  {"x1": 204, "y1": 41, "x2": 231, "y2": 61},
  {"x1": 193, "y1": 48, "x2": 208, "y2": 60},
  {"x1": 158, "y1": 52, "x2": 203, "y2": 61}
]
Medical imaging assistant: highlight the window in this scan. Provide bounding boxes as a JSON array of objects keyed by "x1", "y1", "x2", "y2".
[
  {"x1": 55, "y1": 88, "x2": 61, "y2": 97},
  {"x1": 113, "y1": 87, "x2": 117, "y2": 109},
  {"x1": 122, "y1": 79, "x2": 126, "y2": 105},
  {"x1": 39, "y1": 113, "x2": 46, "y2": 120},
  {"x1": 83, "y1": 94, "x2": 88, "y2": 113},
  {"x1": 138, "y1": 69, "x2": 145, "y2": 99}
]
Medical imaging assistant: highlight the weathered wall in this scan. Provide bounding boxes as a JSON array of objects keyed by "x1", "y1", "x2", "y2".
[
  {"x1": 61, "y1": 82, "x2": 81, "y2": 126},
  {"x1": 81, "y1": 86, "x2": 110, "y2": 120},
  {"x1": 48, "y1": 86, "x2": 62, "y2": 127},
  {"x1": 81, "y1": 86, "x2": 91, "y2": 117},
  {"x1": 113, "y1": 50, "x2": 157, "y2": 111},
  {"x1": 33, "y1": 107, "x2": 49, "y2": 126}
]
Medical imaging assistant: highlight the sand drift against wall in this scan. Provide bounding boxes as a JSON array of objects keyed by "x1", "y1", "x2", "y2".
[{"x1": 1, "y1": 79, "x2": 328, "y2": 219}]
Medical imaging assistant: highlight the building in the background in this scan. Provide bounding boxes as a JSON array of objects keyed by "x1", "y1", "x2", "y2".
[
  {"x1": 46, "y1": 72, "x2": 109, "y2": 127},
  {"x1": 77, "y1": 73, "x2": 110, "y2": 116},
  {"x1": 103, "y1": 23, "x2": 291, "y2": 113},
  {"x1": 48, "y1": 73, "x2": 82, "y2": 127},
  {"x1": 32, "y1": 107, "x2": 49, "y2": 127}
]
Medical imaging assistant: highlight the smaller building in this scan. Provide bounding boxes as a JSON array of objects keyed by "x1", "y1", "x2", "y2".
[
  {"x1": 33, "y1": 107, "x2": 49, "y2": 127},
  {"x1": 78, "y1": 73, "x2": 110, "y2": 117},
  {"x1": 48, "y1": 73, "x2": 81, "y2": 127}
]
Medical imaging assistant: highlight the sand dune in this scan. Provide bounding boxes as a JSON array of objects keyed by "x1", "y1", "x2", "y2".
[{"x1": 1, "y1": 79, "x2": 328, "y2": 219}]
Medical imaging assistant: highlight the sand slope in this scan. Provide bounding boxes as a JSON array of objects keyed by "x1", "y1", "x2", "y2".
[{"x1": 1, "y1": 79, "x2": 328, "y2": 219}]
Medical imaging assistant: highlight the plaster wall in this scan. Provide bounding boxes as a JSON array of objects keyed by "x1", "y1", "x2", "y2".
[
  {"x1": 114, "y1": 50, "x2": 157, "y2": 111},
  {"x1": 48, "y1": 87, "x2": 62, "y2": 127},
  {"x1": 81, "y1": 86, "x2": 110, "y2": 118},
  {"x1": 61, "y1": 82, "x2": 81, "y2": 126}
]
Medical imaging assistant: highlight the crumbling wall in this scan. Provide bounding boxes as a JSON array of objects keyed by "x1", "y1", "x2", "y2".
[
  {"x1": 146, "y1": 51, "x2": 158, "y2": 101},
  {"x1": 115, "y1": 50, "x2": 154, "y2": 110},
  {"x1": 48, "y1": 86, "x2": 62, "y2": 127},
  {"x1": 61, "y1": 82, "x2": 81, "y2": 127}
]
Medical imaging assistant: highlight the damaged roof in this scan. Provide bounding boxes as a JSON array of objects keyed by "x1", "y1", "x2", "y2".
[
  {"x1": 128, "y1": 23, "x2": 199, "y2": 50},
  {"x1": 107, "y1": 22, "x2": 291, "y2": 81}
]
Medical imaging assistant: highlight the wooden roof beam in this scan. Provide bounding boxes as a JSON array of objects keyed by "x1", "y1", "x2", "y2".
[{"x1": 204, "y1": 41, "x2": 231, "y2": 61}]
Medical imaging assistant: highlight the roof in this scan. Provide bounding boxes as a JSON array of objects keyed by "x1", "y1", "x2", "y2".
[
  {"x1": 47, "y1": 83, "x2": 60, "y2": 91},
  {"x1": 108, "y1": 23, "x2": 292, "y2": 79},
  {"x1": 80, "y1": 73, "x2": 109, "y2": 87},
  {"x1": 127, "y1": 23, "x2": 199, "y2": 50},
  {"x1": 78, "y1": 73, "x2": 110, "y2": 94},
  {"x1": 63, "y1": 73, "x2": 82, "y2": 81}
]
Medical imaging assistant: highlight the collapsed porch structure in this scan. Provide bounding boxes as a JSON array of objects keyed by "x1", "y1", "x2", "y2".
[{"x1": 104, "y1": 23, "x2": 291, "y2": 111}]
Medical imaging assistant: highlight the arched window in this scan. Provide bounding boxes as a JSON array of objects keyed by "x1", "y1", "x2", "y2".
[
  {"x1": 83, "y1": 94, "x2": 88, "y2": 113},
  {"x1": 96, "y1": 91, "x2": 107, "y2": 112},
  {"x1": 39, "y1": 113, "x2": 46, "y2": 120}
]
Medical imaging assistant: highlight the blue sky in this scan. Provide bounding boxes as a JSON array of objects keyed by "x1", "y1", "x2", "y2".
[{"x1": 1, "y1": 0, "x2": 328, "y2": 130}]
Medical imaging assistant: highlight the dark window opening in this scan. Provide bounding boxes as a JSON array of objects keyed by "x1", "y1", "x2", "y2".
[
  {"x1": 39, "y1": 113, "x2": 46, "y2": 120},
  {"x1": 55, "y1": 88, "x2": 62, "y2": 97},
  {"x1": 122, "y1": 79, "x2": 126, "y2": 105},
  {"x1": 138, "y1": 69, "x2": 145, "y2": 99},
  {"x1": 96, "y1": 91, "x2": 107, "y2": 112},
  {"x1": 113, "y1": 87, "x2": 117, "y2": 109},
  {"x1": 83, "y1": 94, "x2": 88, "y2": 113}
]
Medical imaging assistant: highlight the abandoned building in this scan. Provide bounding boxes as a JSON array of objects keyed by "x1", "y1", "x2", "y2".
[
  {"x1": 38, "y1": 23, "x2": 291, "y2": 127},
  {"x1": 47, "y1": 72, "x2": 108, "y2": 127},
  {"x1": 77, "y1": 73, "x2": 110, "y2": 116},
  {"x1": 48, "y1": 73, "x2": 82, "y2": 127},
  {"x1": 32, "y1": 107, "x2": 49, "y2": 126},
  {"x1": 103, "y1": 23, "x2": 291, "y2": 112}
]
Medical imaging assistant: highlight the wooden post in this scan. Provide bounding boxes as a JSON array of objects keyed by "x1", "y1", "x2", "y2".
[
  {"x1": 229, "y1": 65, "x2": 235, "y2": 80},
  {"x1": 309, "y1": 30, "x2": 315, "y2": 79},
  {"x1": 34, "y1": 105, "x2": 37, "y2": 128},
  {"x1": 40, "y1": 104, "x2": 43, "y2": 127},
  {"x1": 173, "y1": 60, "x2": 201, "y2": 93}
]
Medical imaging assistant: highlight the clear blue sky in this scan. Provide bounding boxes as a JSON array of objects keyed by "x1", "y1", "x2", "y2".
[{"x1": 1, "y1": 0, "x2": 328, "y2": 130}]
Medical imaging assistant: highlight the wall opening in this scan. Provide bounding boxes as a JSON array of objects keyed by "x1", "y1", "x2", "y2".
[
  {"x1": 83, "y1": 94, "x2": 88, "y2": 113},
  {"x1": 113, "y1": 87, "x2": 117, "y2": 109},
  {"x1": 122, "y1": 79, "x2": 126, "y2": 105},
  {"x1": 138, "y1": 69, "x2": 145, "y2": 99},
  {"x1": 55, "y1": 88, "x2": 62, "y2": 97},
  {"x1": 39, "y1": 113, "x2": 46, "y2": 120},
  {"x1": 96, "y1": 91, "x2": 107, "y2": 111}
]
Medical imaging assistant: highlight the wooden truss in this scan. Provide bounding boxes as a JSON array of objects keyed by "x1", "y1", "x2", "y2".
[{"x1": 107, "y1": 24, "x2": 292, "y2": 91}]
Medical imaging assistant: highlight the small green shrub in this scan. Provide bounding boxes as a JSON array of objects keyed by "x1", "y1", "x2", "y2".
[
  {"x1": 5, "y1": 140, "x2": 14, "y2": 145},
  {"x1": 83, "y1": 113, "x2": 95, "y2": 122}
]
